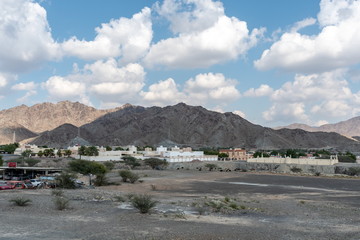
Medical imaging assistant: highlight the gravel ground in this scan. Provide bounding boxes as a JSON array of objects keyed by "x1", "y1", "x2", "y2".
[{"x1": 0, "y1": 170, "x2": 359, "y2": 240}]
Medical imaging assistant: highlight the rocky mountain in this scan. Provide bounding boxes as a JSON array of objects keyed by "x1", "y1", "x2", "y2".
[
  {"x1": 277, "y1": 116, "x2": 360, "y2": 138},
  {"x1": 0, "y1": 122, "x2": 38, "y2": 144},
  {"x1": 0, "y1": 101, "x2": 119, "y2": 134},
  {"x1": 30, "y1": 103, "x2": 360, "y2": 151}
]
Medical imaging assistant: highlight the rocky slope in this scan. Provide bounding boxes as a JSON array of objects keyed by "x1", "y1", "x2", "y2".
[
  {"x1": 277, "y1": 116, "x2": 360, "y2": 138},
  {"x1": 0, "y1": 122, "x2": 38, "y2": 144},
  {"x1": 0, "y1": 101, "x2": 118, "y2": 134},
  {"x1": 30, "y1": 103, "x2": 360, "y2": 151}
]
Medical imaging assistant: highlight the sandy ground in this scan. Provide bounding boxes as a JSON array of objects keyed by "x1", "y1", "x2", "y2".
[{"x1": 0, "y1": 170, "x2": 359, "y2": 240}]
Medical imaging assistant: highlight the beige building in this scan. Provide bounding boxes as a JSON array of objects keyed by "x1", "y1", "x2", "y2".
[{"x1": 219, "y1": 148, "x2": 247, "y2": 160}]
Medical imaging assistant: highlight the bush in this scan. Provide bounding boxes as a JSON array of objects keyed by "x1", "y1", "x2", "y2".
[
  {"x1": 144, "y1": 158, "x2": 168, "y2": 170},
  {"x1": 290, "y1": 166, "x2": 302, "y2": 173},
  {"x1": 205, "y1": 163, "x2": 218, "y2": 171},
  {"x1": 54, "y1": 196, "x2": 70, "y2": 210},
  {"x1": 119, "y1": 170, "x2": 132, "y2": 182},
  {"x1": 347, "y1": 167, "x2": 360, "y2": 176},
  {"x1": 55, "y1": 172, "x2": 77, "y2": 189},
  {"x1": 9, "y1": 197, "x2": 31, "y2": 206},
  {"x1": 103, "y1": 161, "x2": 115, "y2": 171},
  {"x1": 122, "y1": 156, "x2": 141, "y2": 169},
  {"x1": 94, "y1": 174, "x2": 109, "y2": 186},
  {"x1": 51, "y1": 189, "x2": 64, "y2": 197},
  {"x1": 130, "y1": 194, "x2": 157, "y2": 214},
  {"x1": 24, "y1": 158, "x2": 41, "y2": 167},
  {"x1": 128, "y1": 173, "x2": 139, "y2": 184}
]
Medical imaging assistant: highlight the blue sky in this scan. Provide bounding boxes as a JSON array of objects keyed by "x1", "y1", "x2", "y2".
[{"x1": 1, "y1": 0, "x2": 360, "y2": 128}]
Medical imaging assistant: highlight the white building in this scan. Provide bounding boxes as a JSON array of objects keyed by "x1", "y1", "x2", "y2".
[{"x1": 162, "y1": 150, "x2": 217, "y2": 162}]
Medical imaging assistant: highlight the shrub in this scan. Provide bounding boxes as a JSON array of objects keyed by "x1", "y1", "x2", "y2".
[
  {"x1": 347, "y1": 167, "x2": 360, "y2": 176},
  {"x1": 130, "y1": 194, "x2": 157, "y2": 214},
  {"x1": 25, "y1": 158, "x2": 41, "y2": 167},
  {"x1": 150, "y1": 184, "x2": 157, "y2": 191},
  {"x1": 122, "y1": 156, "x2": 141, "y2": 169},
  {"x1": 144, "y1": 158, "x2": 168, "y2": 170},
  {"x1": 55, "y1": 172, "x2": 77, "y2": 189},
  {"x1": 9, "y1": 197, "x2": 31, "y2": 206},
  {"x1": 119, "y1": 170, "x2": 132, "y2": 182},
  {"x1": 205, "y1": 163, "x2": 218, "y2": 171},
  {"x1": 103, "y1": 161, "x2": 115, "y2": 171},
  {"x1": 113, "y1": 195, "x2": 126, "y2": 202},
  {"x1": 290, "y1": 166, "x2": 302, "y2": 173},
  {"x1": 54, "y1": 196, "x2": 70, "y2": 210},
  {"x1": 94, "y1": 174, "x2": 108, "y2": 186},
  {"x1": 51, "y1": 189, "x2": 64, "y2": 197},
  {"x1": 128, "y1": 172, "x2": 140, "y2": 184}
]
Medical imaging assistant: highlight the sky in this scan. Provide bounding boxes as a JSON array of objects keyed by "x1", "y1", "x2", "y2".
[{"x1": 1, "y1": 0, "x2": 360, "y2": 128}]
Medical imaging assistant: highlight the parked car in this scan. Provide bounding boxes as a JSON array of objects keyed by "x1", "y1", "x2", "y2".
[
  {"x1": 6, "y1": 181, "x2": 27, "y2": 189},
  {"x1": 30, "y1": 179, "x2": 43, "y2": 187},
  {"x1": 0, "y1": 182, "x2": 12, "y2": 190}
]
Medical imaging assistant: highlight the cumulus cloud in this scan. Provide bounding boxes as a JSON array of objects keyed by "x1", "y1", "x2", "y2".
[
  {"x1": 255, "y1": 0, "x2": 360, "y2": 73},
  {"x1": 144, "y1": 0, "x2": 264, "y2": 68},
  {"x1": 262, "y1": 69, "x2": 360, "y2": 124},
  {"x1": 42, "y1": 76, "x2": 86, "y2": 101},
  {"x1": 62, "y1": 7, "x2": 152, "y2": 63},
  {"x1": 244, "y1": 84, "x2": 273, "y2": 97},
  {"x1": 11, "y1": 82, "x2": 37, "y2": 91},
  {"x1": 233, "y1": 110, "x2": 246, "y2": 118},
  {"x1": 139, "y1": 72, "x2": 240, "y2": 107},
  {"x1": 43, "y1": 59, "x2": 146, "y2": 106},
  {"x1": 185, "y1": 73, "x2": 240, "y2": 103},
  {"x1": 140, "y1": 78, "x2": 185, "y2": 106},
  {"x1": 0, "y1": 0, "x2": 59, "y2": 73}
]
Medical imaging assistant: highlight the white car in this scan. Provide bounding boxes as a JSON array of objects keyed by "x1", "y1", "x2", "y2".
[{"x1": 30, "y1": 179, "x2": 43, "y2": 187}]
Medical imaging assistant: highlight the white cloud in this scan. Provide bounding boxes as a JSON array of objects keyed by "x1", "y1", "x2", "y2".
[
  {"x1": 0, "y1": 74, "x2": 7, "y2": 88},
  {"x1": 43, "y1": 59, "x2": 146, "y2": 106},
  {"x1": 11, "y1": 82, "x2": 36, "y2": 91},
  {"x1": 263, "y1": 102, "x2": 308, "y2": 123},
  {"x1": 315, "y1": 120, "x2": 329, "y2": 127},
  {"x1": 185, "y1": 73, "x2": 240, "y2": 103},
  {"x1": 140, "y1": 78, "x2": 185, "y2": 106},
  {"x1": 244, "y1": 84, "x2": 273, "y2": 97},
  {"x1": 255, "y1": 0, "x2": 360, "y2": 73},
  {"x1": 262, "y1": 69, "x2": 360, "y2": 124},
  {"x1": 0, "y1": 0, "x2": 59, "y2": 73},
  {"x1": 144, "y1": 0, "x2": 264, "y2": 68},
  {"x1": 290, "y1": 18, "x2": 316, "y2": 32},
  {"x1": 233, "y1": 110, "x2": 246, "y2": 118},
  {"x1": 139, "y1": 72, "x2": 240, "y2": 107},
  {"x1": 16, "y1": 90, "x2": 36, "y2": 103},
  {"x1": 42, "y1": 76, "x2": 86, "y2": 101},
  {"x1": 62, "y1": 7, "x2": 152, "y2": 63}
]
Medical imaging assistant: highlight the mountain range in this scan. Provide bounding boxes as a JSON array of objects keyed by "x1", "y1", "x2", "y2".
[
  {"x1": 276, "y1": 118, "x2": 360, "y2": 139},
  {"x1": 1, "y1": 101, "x2": 360, "y2": 152}
]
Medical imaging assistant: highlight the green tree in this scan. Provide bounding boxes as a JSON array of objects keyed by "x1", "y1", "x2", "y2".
[
  {"x1": 144, "y1": 158, "x2": 168, "y2": 170},
  {"x1": 105, "y1": 146, "x2": 112, "y2": 151},
  {"x1": 21, "y1": 149, "x2": 32, "y2": 158},
  {"x1": 24, "y1": 158, "x2": 41, "y2": 167},
  {"x1": 0, "y1": 143, "x2": 19, "y2": 154},
  {"x1": 64, "y1": 150, "x2": 72, "y2": 157},
  {"x1": 43, "y1": 148, "x2": 55, "y2": 157},
  {"x1": 78, "y1": 146, "x2": 86, "y2": 159},
  {"x1": 37, "y1": 150, "x2": 43, "y2": 157},
  {"x1": 57, "y1": 150, "x2": 62, "y2": 158},
  {"x1": 85, "y1": 146, "x2": 99, "y2": 156},
  {"x1": 0, "y1": 155, "x2": 3, "y2": 166},
  {"x1": 114, "y1": 147, "x2": 124, "y2": 151},
  {"x1": 122, "y1": 156, "x2": 140, "y2": 169},
  {"x1": 68, "y1": 159, "x2": 107, "y2": 185},
  {"x1": 253, "y1": 151, "x2": 270, "y2": 158},
  {"x1": 218, "y1": 153, "x2": 229, "y2": 158},
  {"x1": 103, "y1": 161, "x2": 115, "y2": 171}
]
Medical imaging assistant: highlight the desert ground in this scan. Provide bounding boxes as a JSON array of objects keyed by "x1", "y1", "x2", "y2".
[{"x1": 0, "y1": 170, "x2": 359, "y2": 240}]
